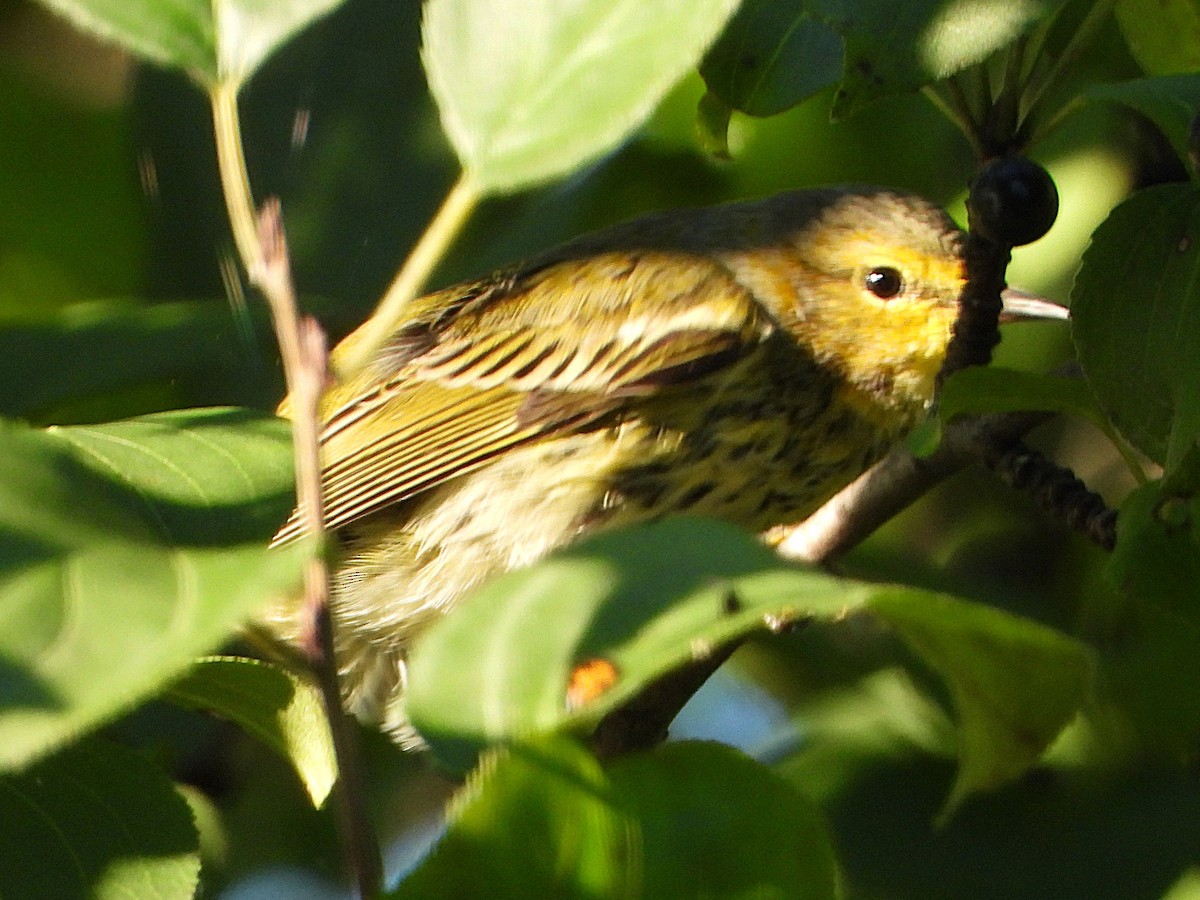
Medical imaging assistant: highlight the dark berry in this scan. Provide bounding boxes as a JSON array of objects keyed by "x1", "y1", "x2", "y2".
[{"x1": 968, "y1": 157, "x2": 1059, "y2": 247}]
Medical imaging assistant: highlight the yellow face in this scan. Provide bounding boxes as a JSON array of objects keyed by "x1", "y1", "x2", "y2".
[{"x1": 780, "y1": 191, "x2": 966, "y2": 419}]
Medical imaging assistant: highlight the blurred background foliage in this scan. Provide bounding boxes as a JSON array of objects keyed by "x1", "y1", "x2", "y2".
[{"x1": 1, "y1": 0, "x2": 1197, "y2": 897}]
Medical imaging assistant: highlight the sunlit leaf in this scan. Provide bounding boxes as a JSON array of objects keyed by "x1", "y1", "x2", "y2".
[
  {"x1": 406, "y1": 518, "x2": 868, "y2": 770},
  {"x1": 0, "y1": 409, "x2": 302, "y2": 770},
  {"x1": 407, "y1": 518, "x2": 1091, "y2": 811},
  {"x1": 166, "y1": 656, "x2": 337, "y2": 807},
  {"x1": 29, "y1": 0, "x2": 347, "y2": 85},
  {"x1": 807, "y1": 0, "x2": 1064, "y2": 118},
  {"x1": 422, "y1": 0, "x2": 740, "y2": 192}
]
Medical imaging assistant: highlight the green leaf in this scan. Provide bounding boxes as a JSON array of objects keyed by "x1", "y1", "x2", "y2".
[
  {"x1": 29, "y1": 0, "x2": 214, "y2": 81},
  {"x1": 699, "y1": 0, "x2": 843, "y2": 117},
  {"x1": 393, "y1": 736, "x2": 838, "y2": 899},
  {"x1": 408, "y1": 518, "x2": 1091, "y2": 809},
  {"x1": 1115, "y1": 0, "x2": 1200, "y2": 75},
  {"x1": 1088, "y1": 74, "x2": 1200, "y2": 170},
  {"x1": 421, "y1": 0, "x2": 741, "y2": 193},
  {"x1": 933, "y1": 367, "x2": 1137, "y2": 465},
  {"x1": 1099, "y1": 602, "x2": 1200, "y2": 752},
  {"x1": 28, "y1": 0, "x2": 348, "y2": 86},
  {"x1": 1071, "y1": 183, "x2": 1200, "y2": 470},
  {"x1": 1108, "y1": 480, "x2": 1200, "y2": 617},
  {"x1": 165, "y1": 656, "x2": 337, "y2": 807},
  {"x1": 0, "y1": 299, "x2": 278, "y2": 422},
  {"x1": 0, "y1": 739, "x2": 199, "y2": 900},
  {"x1": 0, "y1": 409, "x2": 303, "y2": 770},
  {"x1": 869, "y1": 589, "x2": 1093, "y2": 818},
  {"x1": 406, "y1": 518, "x2": 871, "y2": 771},
  {"x1": 938, "y1": 368, "x2": 1104, "y2": 425},
  {"x1": 696, "y1": 90, "x2": 735, "y2": 159},
  {"x1": 810, "y1": 0, "x2": 1064, "y2": 118}
]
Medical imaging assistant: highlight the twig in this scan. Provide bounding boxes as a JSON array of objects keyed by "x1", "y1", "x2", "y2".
[
  {"x1": 987, "y1": 37, "x2": 1027, "y2": 150},
  {"x1": 935, "y1": 77, "x2": 987, "y2": 159},
  {"x1": 775, "y1": 409, "x2": 1052, "y2": 563},
  {"x1": 1018, "y1": 0, "x2": 1118, "y2": 140},
  {"x1": 250, "y1": 202, "x2": 383, "y2": 899},
  {"x1": 983, "y1": 440, "x2": 1118, "y2": 550}
]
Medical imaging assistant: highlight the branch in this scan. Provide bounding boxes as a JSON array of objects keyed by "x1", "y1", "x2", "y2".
[
  {"x1": 775, "y1": 409, "x2": 1047, "y2": 563},
  {"x1": 250, "y1": 202, "x2": 383, "y2": 899}
]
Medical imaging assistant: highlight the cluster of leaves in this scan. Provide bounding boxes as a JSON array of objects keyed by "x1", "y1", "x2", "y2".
[{"x1": 2, "y1": 0, "x2": 1200, "y2": 898}]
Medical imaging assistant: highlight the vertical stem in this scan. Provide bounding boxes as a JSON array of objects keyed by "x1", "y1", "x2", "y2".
[
  {"x1": 336, "y1": 173, "x2": 481, "y2": 375},
  {"x1": 967, "y1": 63, "x2": 993, "y2": 131},
  {"x1": 210, "y1": 80, "x2": 260, "y2": 274},
  {"x1": 252, "y1": 203, "x2": 383, "y2": 898},
  {"x1": 293, "y1": 321, "x2": 383, "y2": 900},
  {"x1": 923, "y1": 84, "x2": 986, "y2": 160},
  {"x1": 1019, "y1": 0, "x2": 1118, "y2": 138},
  {"x1": 988, "y1": 37, "x2": 1026, "y2": 148},
  {"x1": 937, "y1": 229, "x2": 1010, "y2": 385}
]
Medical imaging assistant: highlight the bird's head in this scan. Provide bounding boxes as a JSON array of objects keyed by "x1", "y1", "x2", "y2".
[{"x1": 731, "y1": 188, "x2": 1064, "y2": 422}]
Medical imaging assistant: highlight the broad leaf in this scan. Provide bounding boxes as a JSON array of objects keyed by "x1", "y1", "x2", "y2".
[
  {"x1": 422, "y1": 0, "x2": 740, "y2": 193},
  {"x1": 166, "y1": 656, "x2": 337, "y2": 807},
  {"x1": 1115, "y1": 0, "x2": 1200, "y2": 76},
  {"x1": 1071, "y1": 183, "x2": 1200, "y2": 470},
  {"x1": 932, "y1": 367, "x2": 1131, "y2": 463},
  {"x1": 0, "y1": 298, "x2": 278, "y2": 422},
  {"x1": 0, "y1": 739, "x2": 199, "y2": 899},
  {"x1": 393, "y1": 736, "x2": 838, "y2": 899},
  {"x1": 29, "y1": 0, "x2": 347, "y2": 86},
  {"x1": 407, "y1": 517, "x2": 1091, "y2": 810},
  {"x1": 1099, "y1": 602, "x2": 1200, "y2": 752},
  {"x1": 700, "y1": 0, "x2": 843, "y2": 117},
  {"x1": 810, "y1": 0, "x2": 1064, "y2": 118},
  {"x1": 0, "y1": 408, "x2": 303, "y2": 770},
  {"x1": 406, "y1": 518, "x2": 869, "y2": 770},
  {"x1": 870, "y1": 589, "x2": 1093, "y2": 817},
  {"x1": 1088, "y1": 74, "x2": 1200, "y2": 170},
  {"x1": 938, "y1": 368, "x2": 1102, "y2": 426},
  {"x1": 1109, "y1": 481, "x2": 1200, "y2": 617},
  {"x1": 0, "y1": 74, "x2": 146, "y2": 311}
]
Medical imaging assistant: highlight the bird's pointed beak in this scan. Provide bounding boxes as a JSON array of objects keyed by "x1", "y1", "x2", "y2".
[{"x1": 999, "y1": 287, "x2": 1070, "y2": 323}]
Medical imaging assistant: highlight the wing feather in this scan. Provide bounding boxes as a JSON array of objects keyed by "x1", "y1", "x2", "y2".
[{"x1": 273, "y1": 249, "x2": 772, "y2": 545}]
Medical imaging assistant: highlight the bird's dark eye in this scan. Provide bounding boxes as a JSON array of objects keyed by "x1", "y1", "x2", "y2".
[{"x1": 864, "y1": 267, "x2": 904, "y2": 300}]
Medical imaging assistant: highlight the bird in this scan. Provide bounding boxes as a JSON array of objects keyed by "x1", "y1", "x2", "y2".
[{"x1": 265, "y1": 185, "x2": 1066, "y2": 744}]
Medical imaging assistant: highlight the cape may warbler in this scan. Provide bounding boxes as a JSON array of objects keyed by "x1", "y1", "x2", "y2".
[{"x1": 269, "y1": 186, "x2": 1064, "y2": 742}]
